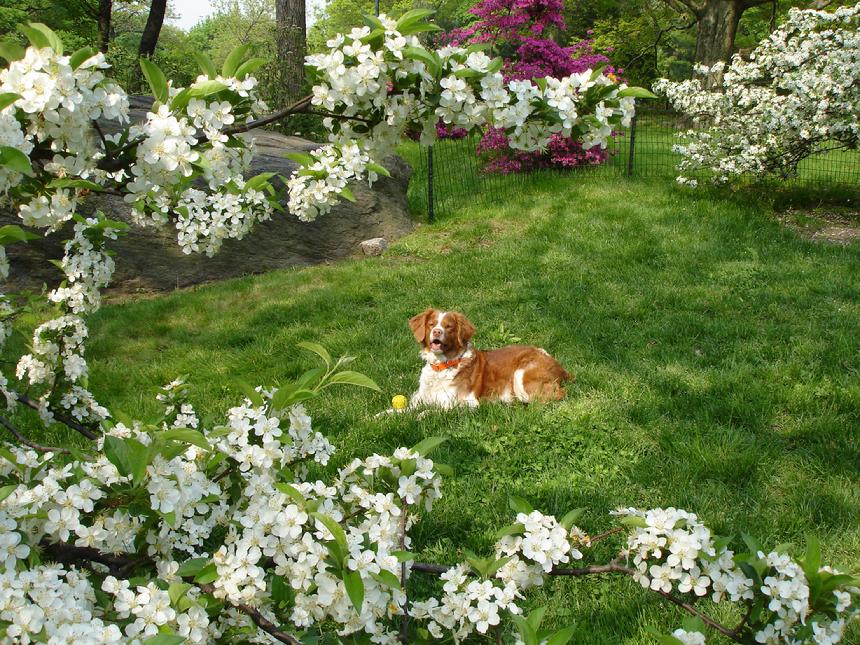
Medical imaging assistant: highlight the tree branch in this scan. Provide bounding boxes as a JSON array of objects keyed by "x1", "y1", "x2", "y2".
[
  {"x1": 0, "y1": 415, "x2": 70, "y2": 454},
  {"x1": 223, "y1": 96, "x2": 314, "y2": 135},
  {"x1": 653, "y1": 589, "x2": 744, "y2": 643},
  {"x1": 197, "y1": 583, "x2": 302, "y2": 644},
  {"x1": 663, "y1": 0, "x2": 703, "y2": 18},
  {"x1": 14, "y1": 393, "x2": 99, "y2": 440}
]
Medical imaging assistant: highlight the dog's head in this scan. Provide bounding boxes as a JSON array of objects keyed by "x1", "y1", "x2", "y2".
[{"x1": 408, "y1": 308, "x2": 475, "y2": 357}]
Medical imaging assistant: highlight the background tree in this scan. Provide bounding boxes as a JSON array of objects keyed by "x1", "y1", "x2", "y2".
[
  {"x1": 138, "y1": 0, "x2": 167, "y2": 58},
  {"x1": 276, "y1": 0, "x2": 306, "y2": 102},
  {"x1": 98, "y1": 0, "x2": 113, "y2": 52}
]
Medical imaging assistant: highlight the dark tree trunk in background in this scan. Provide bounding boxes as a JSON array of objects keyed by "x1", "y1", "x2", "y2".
[
  {"x1": 97, "y1": 0, "x2": 113, "y2": 53},
  {"x1": 138, "y1": 0, "x2": 167, "y2": 59},
  {"x1": 276, "y1": 0, "x2": 307, "y2": 103},
  {"x1": 694, "y1": 0, "x2": 742, "y2": 70},
  {"x1": 663, "y1": 0, "x2": 773, "y2": 88}
]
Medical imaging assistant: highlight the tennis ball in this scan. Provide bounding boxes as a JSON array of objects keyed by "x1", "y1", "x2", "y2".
[{"x1": 391, "y1": 394, "x2": 408, "y2": 410}]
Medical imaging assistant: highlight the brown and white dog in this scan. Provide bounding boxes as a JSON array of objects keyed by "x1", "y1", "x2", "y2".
[{"x1": 407, "y1": 308, "x2": 570, "y2": 409}]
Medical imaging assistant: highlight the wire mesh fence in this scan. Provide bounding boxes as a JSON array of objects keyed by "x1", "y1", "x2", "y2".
[{"x1": 403, "y1": 105, "x2": 860, "y2": 220}]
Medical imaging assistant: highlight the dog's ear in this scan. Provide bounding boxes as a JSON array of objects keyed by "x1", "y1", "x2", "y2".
[
  {"x1": 408, "y1": 309, "x2": 434, "y2": 344},
  {"x1": 455, "y1": 313, "x2": 476, "y2": 345}
]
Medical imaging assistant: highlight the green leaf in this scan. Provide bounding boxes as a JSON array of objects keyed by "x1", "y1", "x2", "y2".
[
  {"x1": 275, "y1": 482, "x2": 306, "y2": 506},
  {"x1": 338, "y1": 186, "x2": 356, "y2": 203},
  {"x1": 371, "y1": 569, "x2": 401, "y2": 589},
  {"x1": 28, "y1": 23, "x2": 64, "y2": 53},
  {"x1": 0, "y1": 93, "x2": 19, "y2": 112},
  {"x1": 297, "y1": 341, "x2": 332, "y2": 368},
  {"x1": 47, "y1": 178, "x2": 102, "y2": 191},
  {"x1": 619, "y1": 515, "x2": 648, "y2": 529},
  {"x1": 103, "y1": 436, "x2": 151, "y2": 486},
  {"x1": 69, "y1": 46, "x2": 97, "y2": 70},
  {"x1": 168, "y1": 582, "x2": 192, "y2": 605},
  {"x1": 0, "y1": 225, "x2": 38, "y2": 246},
  {"x1": 410, "y1": 436, "x2": 446, "y2": 456},
  {"x1": 235, "y1": 57, "x2": 267, "y2": 80},
  {"x1": 495, "y1": 523, "x2": 525, "y2": 539},
  {"x1": 139, "y1": 58, "x2": 169, "y2": 104},
  {"x1": 399, "y1": 22, "x2": 443, "y2": 36},
  {"x1": 296, "y1": 367, "x2": 325, "y2": 389},
  {"x1": 0, "y1": 147, "x2": 32, "y2": 176},
  {"x1": 222, "y1": 43, "x2": 253, "y2": 78},
  {"x1": 526, "y1": 606, "x2": 547, "y2": 632},
  {"x1": 343, "y1": 569, "x2": 365, "y2": 614},
  {"x1": 0, "y1": 41, "x2": 26, "y2": 63},
  {"x1": 311, "y1": 512, "x2": 348, "y2": 553},
  {"x1": 510, "y1": 613, "x2": 538, "y2": 645},
  {"x1": 271, "y1": 573, "x2": 293, "y2": 605},
  {"x1": 235, "y1": 380, "x2": 265, "y2": 407},
  {"x1": 434, "y1": 463, "x2": 454, "y2": 477},
  {"x1": 366, "y1": 162, "x2": 391, "y2": 178},
  {"x1": 391, "y1": 551, "x2": 413, "y2": 562},
  {"x1": 160, "y1": 428, "x2": 210, "y2": 451},
  {"x1": 18, "y1": 24, "x2": 51, "y2": 50},
  {"x1": 188, "y1": 80, "x2": 229, "y2": 98},
  {"x1": 545, "y1": 626, "x2": 576, "y2": 645},
  {"x1": 508, "y1": 495, "x2": 533, "y2": 514},
  {"x1": 193, "y1": 52, "x2": 218, "y2": 79},
  {"x1": 741, "y1": 532, "x2": 763, "y2": 556},
  {"x1": 326, "y1": 371, "x2": 381, "y2": 392},
  {"x1": 244, "y1": 172, "x2": 276, "y2": 192},
  {"x1": 177, "y1": 557, "x2": 210, "y2": 578},
  {"x1": 194, "y1": 563, "x2": 218, "y2": 584},
  {"x1": 285, "y1": 152, "x2": 316, "y2": 166},
  {"x1": 617, "y1": 86, "x2": 658, "y2": 99},
  {"x1": 403, "y1": 46, "x2": 440, "y2": 77},
  {"x1": 560, "y1": 508, "x2": 586, "y2": 531},
  {"x1": 0, "y1": 484, "x2": 18, "y2": 503},
  {"x1": 801, "y1": 535, "x2": 821, "y2": 579},
  {"x1": 396, "y1": 8, "x2": 436, "y2": 29},
  {"x1": 0, "y1": 447, "x2": 23, "y2": 473}
]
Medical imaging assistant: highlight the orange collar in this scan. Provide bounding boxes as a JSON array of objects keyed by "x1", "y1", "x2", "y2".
[{"x1": 431, "y1": 357, "x2": 464, "y2": 372}]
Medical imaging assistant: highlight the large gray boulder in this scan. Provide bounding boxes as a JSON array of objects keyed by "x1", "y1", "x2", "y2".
[{"x1": 3, "y1": 97, "x2": 413, "y2": 293}]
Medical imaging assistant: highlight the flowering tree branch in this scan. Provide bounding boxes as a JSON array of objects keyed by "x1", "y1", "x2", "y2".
[{"x1": 0, "y1": 415, "x2": 71, "y2": 454}]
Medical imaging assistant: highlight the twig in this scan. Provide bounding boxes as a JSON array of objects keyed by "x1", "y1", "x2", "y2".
[
  {"x1": 197, "y1": 583, "x2": 302, "y2": 644},
  {"x1": 653, "y1": 589, "x2": 744, "y2": 643},
  {"x1": 587, "y1": 526, "x2": 625, "y2": 544},
  {"x1": 223, "y1": 96, "x2": 314, "y2": 135},
  {"x1": 0, "y1": 415, "x2": 70, "y2": 454},
  {"x1": 91, "y1": 120, "x2": 113, "y2": 161},
  {"x1": 14, "y1": 393, "x2": 99, "y2": 440}
]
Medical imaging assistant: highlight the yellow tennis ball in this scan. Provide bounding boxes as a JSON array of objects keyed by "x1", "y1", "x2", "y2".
[{"x1": 392, "y1": 394, "x2": 408, "y2": 410}]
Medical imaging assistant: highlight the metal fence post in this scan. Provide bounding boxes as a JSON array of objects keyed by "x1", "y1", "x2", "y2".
[
  {"x1": 374, "y1": 0, "x2": 379, "y2": 16},
  {"x1": 427, "y1": 145, "x2": 435, "y2": 223},
  {"x1": 626, "y1": 114, "x2": 637, "y2": 178}
]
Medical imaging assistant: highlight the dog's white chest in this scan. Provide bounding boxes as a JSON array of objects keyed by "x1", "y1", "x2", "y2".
[{"x1": 413, "y1": 364, "x2": 460, "y2": 408}]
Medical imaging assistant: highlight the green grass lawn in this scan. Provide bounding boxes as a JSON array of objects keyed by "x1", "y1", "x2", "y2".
[{"x1": 11, "y1": 170, "x2": 860, "y2": 642}]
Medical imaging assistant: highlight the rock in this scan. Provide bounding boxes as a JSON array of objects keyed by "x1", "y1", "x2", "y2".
[
  {"x1": 360, "y1": 237, "x2": 389, "y2": 256},
  {"x1": 3, "y1": 97, "x2": 413, "y2": 293}
]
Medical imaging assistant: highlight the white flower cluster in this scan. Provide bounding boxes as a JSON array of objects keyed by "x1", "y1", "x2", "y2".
[
  {"x1": 123, "y1": 79, "x2": 273, "y2": 256},
  {"x1": 414, "y1": 564, "x2": 522, "y2": 640},
  {"x1": 9, "y1": 216, "x2": 117, "y2": 425},
  {"x1": 288, "y1": 14, "x2": 638, "y2": 221},
  {"x1": 0, "y1": 46, "x2": 127, "y2": 208},
  {"x1": 672, "y1": 628, "x2": 707, "y2": 645},
  {"x1": 615, "y1": 507, "x2": 754, "y2": 601},
  {"x1": 415, "y1": 510, "x2": 586, "y2": 641},
  {"x1": 654, "y1": 3, "x2": 860, "y2": 184},
  {"x1": 0, "y1": 377, "x2": 447, "y2": 642}
]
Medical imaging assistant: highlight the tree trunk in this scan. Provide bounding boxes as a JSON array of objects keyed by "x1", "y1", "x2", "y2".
[
  {"x1": 138, "y1": 0, "x2": 168, "y2": 59},
  {"x1": 97, "y1": 0, "x2": 113, "y2": 53},
  {"x1": 694, "y1": 0, "x2": 742, "y2": 88},
  {"x1": 275, "y1": 0, "x2": 307, "y2": 103}
]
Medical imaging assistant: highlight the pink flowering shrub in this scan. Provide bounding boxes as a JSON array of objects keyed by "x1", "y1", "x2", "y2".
[{"x1": 443, "y1": 0, "x2": 622, "y2": 172}]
